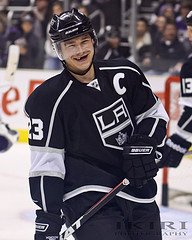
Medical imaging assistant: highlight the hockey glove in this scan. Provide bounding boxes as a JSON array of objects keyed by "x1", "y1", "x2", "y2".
[
  {"x1": 157, "y1": 134, "x2": 191, "y2": 168},
  {"x1": 0, "y1": 121, "x2": 19, "y2": 152},
  {"x1": 35, "y1": 210, "x2": 64, "y2": 240},
  {"x1": 122, "y1": 134, "x2": 158, "y2": 188}
]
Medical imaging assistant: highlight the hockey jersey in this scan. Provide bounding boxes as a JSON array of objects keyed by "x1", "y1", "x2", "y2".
[
  {"x1": 177, "y1": 54, "x2": 192, "y2": 139},
  {"x1": 25, "y1": 59, "x2": 169, "y2": 214}
]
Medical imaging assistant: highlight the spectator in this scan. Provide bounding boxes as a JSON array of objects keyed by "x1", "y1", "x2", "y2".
[
  {"x1": 75, "y1": 2, "x2": 105, "y2": 38},
  {"x1": 151, "y1": 22, "x2": 187, "y2": 74},
  {"x1": 95, "y1": 25, "x2": 130, "y2": 60},
  {"x1": 0, "y1": 15, "x2": 7, "y2": 67},
  {"x1": 150, "y1": 16, "x2": 167, "y2": 44},
  {"x1": 154, "y1": 0, "x2": 180, "y2": 18},
  {"x1": 129, "y1": 17, "x2": 152, "y2": 71},
  {"x1": 159, "y1": 4, "x2": 176, "y2": 23},
  {"x1": 0, "y1": 11, "x2": 21, "y2": 67},
  {"x1": 32, "y1": 0, "x2": 51, "y2": 67},
  {"x1": 176, "y1": 0, "x2": 192, "y2": 42},
  {"x1": 14, "y1": 12, "x2": 41, "y2": 69},
  {"x1": 44, "y1": 1, "x2": 64, "y2": 70},
  {"x1": 77, "y1": 5, "x2": 89, "y2": 16},
  {"x1": 32, "y1": 0, "x2": 51, "y2": 41}
]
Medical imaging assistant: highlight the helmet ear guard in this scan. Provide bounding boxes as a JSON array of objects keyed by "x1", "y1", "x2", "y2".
[{"x1": 51, "y1": 42, "x2": 64, "y2": 61}]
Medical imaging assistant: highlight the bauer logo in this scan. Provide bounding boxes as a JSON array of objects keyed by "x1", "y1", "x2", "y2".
[
  {"x1": 35, "y1": 222, "x2": 49, "y2": 232},
  {"x1": 129, "y1": 146, "x2": 153, "y2": 155},
  {"x1": 92, "y1": 98, "x2": 134, "y2": 150},
  {"x1": 65, "y1": 28, "x2": 78, "y2": 35},
  {"x1": 45, "y1": 236, "x2": 59, "y2": 240}
]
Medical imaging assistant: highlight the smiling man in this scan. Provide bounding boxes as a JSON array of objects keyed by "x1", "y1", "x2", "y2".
[
  {"x1": 25, "y1": 8, "x2": 169, "y2": 240},
  {"x1": 60, "y1": 33, "x2": 95, "y2": 78}
]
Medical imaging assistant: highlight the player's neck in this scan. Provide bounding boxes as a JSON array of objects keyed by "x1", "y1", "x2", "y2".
[{"x1": 70, "y1": 65, "x2": 95, "y2": 83}]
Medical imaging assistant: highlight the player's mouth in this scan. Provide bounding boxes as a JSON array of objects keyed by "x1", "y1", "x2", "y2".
[{"x1": 74, "y1": 54, "x2": 88, "y2": 62}]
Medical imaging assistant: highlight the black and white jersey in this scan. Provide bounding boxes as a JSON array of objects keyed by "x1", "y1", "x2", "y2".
[
  {"x1": 177, "y1": 55, "x2": 192, "y2": 140},
  {"x1": 25, "y1": 59, "x2": 169, "y2": 214}
]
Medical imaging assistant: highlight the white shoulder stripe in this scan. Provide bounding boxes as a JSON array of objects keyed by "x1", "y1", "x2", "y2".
[
  {"x1": 142, "y1": 82, "x2": 158, "y2": 101},
  {"x1": 99, "y1": 66, "x2": 141, "y2": 75},
  {"x1": 46, "y1": 80, "x2": 73, "y2": 147},
  {"x1": 179, "y1": 97, "x2": 192, "y2": 108},
  {"x1": 136, "y1": 99, "x2": 169, "y2": 124},
  {"x1": 63, "y1": 185, "x2": 155, "y2": 203},
  {"x1": 29, "y1": 171, "x2": 65, "y2": 180},
  {"x1": 30, "y1": 145, "x2": 65, "y2": 154}
]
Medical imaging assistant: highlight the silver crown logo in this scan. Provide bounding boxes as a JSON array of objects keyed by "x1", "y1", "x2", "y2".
[{"x1": 116, "y1": 132, "x2": 127, "y2": 146}]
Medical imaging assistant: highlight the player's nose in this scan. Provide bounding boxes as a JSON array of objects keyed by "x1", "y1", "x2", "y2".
[{"x1": 75, "y1": 44, "x2": 84, "y2": 55}]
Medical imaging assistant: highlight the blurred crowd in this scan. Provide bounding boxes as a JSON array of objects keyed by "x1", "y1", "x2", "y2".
[{"x1": 0, "y1": 0, "x2": 192, "y2": 75}]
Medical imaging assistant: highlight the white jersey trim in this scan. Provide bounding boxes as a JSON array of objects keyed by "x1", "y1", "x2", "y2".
[
  {"x1": 142, "y1": 82, "x2": 158, "y2": 102},
  {"x1": 99, "y1": 66, "x2": 141, "y2": 75},
  {"x1": 63, "y1": 185, "x2": 155, "y2": 203},
  {"x1": 29, "y1": 150, "x2": 65, "y2": 179},
  {"x1": 136, "y1": 99, "x2": 169, "y2": 124},
  {"x1": 179, "y1": 97, "x2": 192, "y2": 108},
  {"x1": 29, "y1": 171, "x2": 65, "y2": 179},
  {"x1": 176, "y1": 126, "x2": 192, "y2": 140},
  {"x1": 40, "y1": 176, "x2": 47, "y2": 212},
  {"x1": 30, "y1": 145, "x2": 65, "y2": 154},
  {"x1": 46, "y1": 80, "x2": 73, "y2": 147},
  {"x1": 148, "y1": 118, "x2": 159, "y2": 137},
  {"x1": 104, "y1": 49, "x2": 112, "y2": 60}
]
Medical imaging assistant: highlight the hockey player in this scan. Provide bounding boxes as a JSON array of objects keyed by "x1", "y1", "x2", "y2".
[
  {"x1": 25, "y1": 9, "x2": 169, "y2": 240},
  {"x1": 158, "y1": 10, "x2": 192, "y2": 168}
]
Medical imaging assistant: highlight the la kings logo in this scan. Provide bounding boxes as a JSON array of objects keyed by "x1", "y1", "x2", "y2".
[{"x1": 92, "y1": 98, "x2": 134, "y2": 150}]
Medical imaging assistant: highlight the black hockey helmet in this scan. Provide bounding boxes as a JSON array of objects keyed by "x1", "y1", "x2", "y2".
[
  {"x1": 186, "y1": 10, "x2": 192, "y2": 26},
  {"x1": 49, "y1": 8, "x2": 97, "y2": 60}
]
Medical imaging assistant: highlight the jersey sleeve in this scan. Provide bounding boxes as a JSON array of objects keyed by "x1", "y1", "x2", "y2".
[
  {"x1": 24, "y1": 82, "x2": 66, "y2": 214},
  {"x1": 128, "y1": 66, "x2": 169, "y2": 148},
  {"x1": 179, "y1": 61, "x2": 192, "y2": 108},
  {"x1": 176, "y1": 61, "x2": 192, "y2": 140}
]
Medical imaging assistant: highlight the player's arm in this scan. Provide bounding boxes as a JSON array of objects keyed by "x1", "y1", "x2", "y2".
[
  {"x1": 157, "y1": 63, "x2": 192, "y2": 168},
  {"x1": 177, "y1": 62, "x2": 192, "y2": 139},
  {"x1": 176, "y1": 106, "x2": 192, "y2": 139},
  {"x1": 157, "y1": 119, "x2": 191, "y2": 168},
  {"x1": 130, "y1": 69, "x2": 169, "y2": 149},
  {"x1": 25, "y1": 88, "x2": 66, "y2": 240},
  {"x1": 122, "y1": 68, "x2": 169, "y2": 187}
]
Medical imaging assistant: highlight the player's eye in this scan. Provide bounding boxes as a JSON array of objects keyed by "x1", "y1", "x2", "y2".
[
  {"x1": 67, "y1": 44, "x2": 75, "y2": 48},
  {"x1": 82, "y1": 39, "x2": 89, "y2": 44}
]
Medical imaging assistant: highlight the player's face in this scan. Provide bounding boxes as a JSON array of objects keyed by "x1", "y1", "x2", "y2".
[
  {"x1": 61, "y1": 34, "x2": 94, "y2": 74},
  {"x1": 187, "y1": 26, "x2": 192, "y2": 45}
]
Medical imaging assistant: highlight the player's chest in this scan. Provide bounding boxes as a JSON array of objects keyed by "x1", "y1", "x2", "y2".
[{"x1": 61, "y1": 80, "x2": 135, "y2": 149}]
